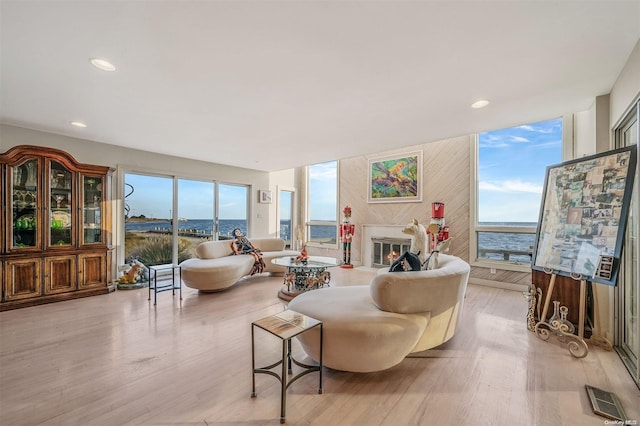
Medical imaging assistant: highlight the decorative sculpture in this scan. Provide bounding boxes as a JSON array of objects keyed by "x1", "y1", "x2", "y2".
[
  {"x1": 401, "y1": 218, "x2": 428, "y2": 264},
  {"x1": 339, "y1": 206, "x2": 355, "y2": 268},
  {"x1": 294, "y1": 245, "x2": 309, "y2": 264},
  {"x1": 283, "y1": 272, "x2": 296, "y2": 291},
  {"x1": 116, "y1": 259, "x2": 148, "y2": 286},
  {"x1": 526, "y1": 283, "x2": 540, "y2": 332},
  {"x1": 427, "y1": 202, "x2": 449, "y2": 251}
]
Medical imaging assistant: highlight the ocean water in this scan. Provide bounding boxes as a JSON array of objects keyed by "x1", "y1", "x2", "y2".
[
  {"x1": 126, "y1": 219, "x2": 536, "y2": 262},
  {"x1": 126, "y1": 219, "x2": 249, "y2": 239},
  {"x1": 125, "y1": 219, "x2": 302, "y2": 241},
  {"x1": 478, "y1": 222, "x2": 537, "y2": 263}
]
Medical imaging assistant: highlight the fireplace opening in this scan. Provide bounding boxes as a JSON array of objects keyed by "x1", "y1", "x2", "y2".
[{"x1": 371, "y1": 237, "x2": 411, "y2": 268}]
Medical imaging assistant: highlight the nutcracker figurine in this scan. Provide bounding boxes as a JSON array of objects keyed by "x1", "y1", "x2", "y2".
[{"x1": 339, "y1": 205, "x2": 355, "y2": 268}]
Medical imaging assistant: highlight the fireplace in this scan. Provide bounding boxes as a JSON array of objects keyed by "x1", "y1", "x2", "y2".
[
  {"x1": 371, "y1": 237, "x2": 411, "y2": 268},
  {"x1": 361, "y1": 224, "x2": 407, "y2": 268}
]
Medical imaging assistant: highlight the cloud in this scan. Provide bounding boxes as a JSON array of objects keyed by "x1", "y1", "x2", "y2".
[
  {"x1": 531, "y1": 140, "x2": 562, "y2": 149},
  {"x1": 478, "y1": 190, "x2": 543, "y2": 222},
  {"x1": 518, "y1": 124, "x2": 554, "y2": 133},
  {"x1": 479, "y1": 142, "x2": 509, "y2": 148},
  {"x1": 479, "y1": 179, "x2": 543, "y2": 194},
  {"x1": 479, "y1": 134, "x2": 509, "y2": 148},
  {"x1": 309, "y1": 161, "x2": 337, "y2": 179},
  {"x1": 479, "y1": 200, "x2": 541, "y2": 223},
  {"x1": 480, "y1": 134, "x2": 529, "y2": 147}
]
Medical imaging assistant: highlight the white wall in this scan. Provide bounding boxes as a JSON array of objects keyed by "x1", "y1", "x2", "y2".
[
  {"x1": 1, "y1": 124, "x2": 297, "y2": 270},
  {"x1": 573, "y1": 108, "x2": 596, "y2": 157},
  {"x1": 610, "y1": 38, "x2": 640, "y2": 129},
  {"x1": 573, "y1": 94, "x2": 612, "y2": 158}
]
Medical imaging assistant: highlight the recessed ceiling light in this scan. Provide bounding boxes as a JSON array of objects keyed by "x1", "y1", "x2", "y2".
[
  {"x1": 471, "y1": 100, "x2": 490, "y2": 109},
  {"x1": 70, "y1": 121, "x2": 87, "y2": 128},
  {"x1": 90, "y1": 58, "x2": 116, "y2": 72}
]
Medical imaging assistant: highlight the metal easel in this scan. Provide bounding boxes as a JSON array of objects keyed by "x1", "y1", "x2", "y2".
[{"x1": 534, "y1": 268, "x2": 589, "y2": 358}]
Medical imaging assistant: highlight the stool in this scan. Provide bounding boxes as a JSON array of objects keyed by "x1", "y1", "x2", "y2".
[
  {"x1": 147, "y1": 264, "x2": 182, "y2": 305},
  {"x1": 251, "y1": 310, "x2": 323, "y2": 423}
]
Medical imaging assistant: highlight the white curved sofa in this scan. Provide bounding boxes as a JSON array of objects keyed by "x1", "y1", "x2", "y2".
[
  {"x1": 287, "y1": 254, "x2": 470, "y2": 372},
  {"x1": 180, "y1": 238, "x2": 298, "y2": 292}
]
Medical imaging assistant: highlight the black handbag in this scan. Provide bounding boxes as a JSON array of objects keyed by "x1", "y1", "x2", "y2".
[{"x1": 389, "y1": 251, "x2": 421, "y2": 272}]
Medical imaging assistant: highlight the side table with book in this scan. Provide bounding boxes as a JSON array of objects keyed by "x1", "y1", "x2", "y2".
[{"x1": 251, "y1": 310, "x2": 323, "y2": 423}]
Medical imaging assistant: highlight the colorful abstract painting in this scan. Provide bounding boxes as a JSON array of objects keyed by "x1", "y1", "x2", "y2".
[{"x1": 368, "y1": 151, "x2": 422, "y2": 203}]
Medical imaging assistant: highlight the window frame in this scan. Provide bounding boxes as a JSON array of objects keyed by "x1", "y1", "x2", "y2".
[
  {"x1": 470, "y1": 115, "x2": 572, "y2": 272},
  {"x1": 118, "y1": 166, "x2": 251, "y2": 267},
  {"x1": 305, "y1": 160, "x2": 339, "y2": 249},
  {"x1": 614, "y1": 99, "x2": 639, "y2": 386}
]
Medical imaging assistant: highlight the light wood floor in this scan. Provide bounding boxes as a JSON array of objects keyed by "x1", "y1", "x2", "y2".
[{"x1": 1, "y1": 268, "x2": 638, "y2": 426}]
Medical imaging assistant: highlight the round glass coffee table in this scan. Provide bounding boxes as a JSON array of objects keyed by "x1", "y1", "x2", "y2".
[{"x1": 273, "y1": 256, "x2": 339, "y2": 301}]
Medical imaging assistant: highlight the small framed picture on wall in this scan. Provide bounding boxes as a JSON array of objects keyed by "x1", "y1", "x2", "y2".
[{"x1": 259, "y1": 190, "x2": 272, "y2": 204}]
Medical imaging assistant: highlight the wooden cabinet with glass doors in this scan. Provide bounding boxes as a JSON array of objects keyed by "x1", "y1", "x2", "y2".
[{"x1": 1, "y1": 145, "x2": 114, "y2": 311}]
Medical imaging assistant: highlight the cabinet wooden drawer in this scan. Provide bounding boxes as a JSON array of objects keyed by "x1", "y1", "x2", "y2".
[
  {"x1": 78, "y1": 253, "x2": 106, "y2": 289},
  {"x1": 44, "y1": 255, "x2": 77, "y2": 294},
  {"x1": 4, "y1": 259, "x2": 41, "y2": 300}
]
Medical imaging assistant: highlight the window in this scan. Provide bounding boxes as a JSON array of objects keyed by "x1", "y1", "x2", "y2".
[
  {"x1": 124, "y1": 172, "x2": 250, "y2": 267},
  {"x1": 178, "y1": 179, "x2": 215, "y2": 260},
  {"x1": 217, "y1": 183, "x2": 249, "y2": 239},
  {"x1": 473, "y1": 117, "x2": 563, "y2": 269},
  {"x1": 306, "y1": 161, "x2": 338, "y2": 247},
  {"x1": 278, "y1": 188, "x2": 295, "y2": 249},
  {"x1": 124, "y1": 173, "x2": 175, "y2": 266},
  {"x1": 177, "y1": 180, "x2": 248, "y2": 241}
]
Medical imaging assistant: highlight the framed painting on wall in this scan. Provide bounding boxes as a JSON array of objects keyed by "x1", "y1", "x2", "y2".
[
  {"x1": 259, "y1": 190, "x2": 272, "y2": 204},
  {"x1": 531, "y1": 145, "x2": 637, "y2": 285},
  {"x1": 368, "y1": 151, "x2": 423, "y2": 203}
]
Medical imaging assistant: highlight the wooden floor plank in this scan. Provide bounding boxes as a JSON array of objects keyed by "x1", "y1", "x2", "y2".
[{"x1": 1, "y1": 267, "x2": 638, "y2": 425}]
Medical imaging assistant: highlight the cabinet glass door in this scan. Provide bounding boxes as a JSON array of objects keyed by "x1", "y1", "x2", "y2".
[
  {"x1": 48, "y1": 161, "x2": 73, "y2": 247},
  {"x1": 11, "y1": 158, "x2": 40, "y2": 249},
  {"x1": 82, "y1": 175, "x2": 103, "y2": 244}
]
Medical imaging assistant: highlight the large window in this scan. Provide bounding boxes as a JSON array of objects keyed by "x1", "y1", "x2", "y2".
[
  {"x1": 217, "y1": 183, "x2": 248, "y2": 239},
  {"x1": 307, "y1": 161, "x2": 338, "y2": 247},
  {"x1": 178, "y1": 179, "x2": 215, "y2": 260},
  {"x1": 474, "y1": 117, "x2": 563, "y2": 268},
  {"x1": 178, "y1": 181, "x2": 249, "y2": 242},
  {"x1": 124, "y1": 173, "x2": 176, "y2": 266},
  {"x1": 124, "y1": 172, "x2": 249, "y2": 266}
]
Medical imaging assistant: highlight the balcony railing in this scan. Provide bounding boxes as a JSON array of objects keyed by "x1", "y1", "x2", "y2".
[{"x1": 476, "y1": 225, "x2": 536, "y2": 265}]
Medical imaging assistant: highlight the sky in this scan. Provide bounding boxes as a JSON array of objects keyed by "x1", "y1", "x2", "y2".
[
  {"x1": 478, "y1": 117, "x2": 562, "y2": 223},
  {"x1": 125, "y1": 174, "x2": 248, "y2": 219},
  {"x1": 308, "y1": 161, "x2": 338, "y2": 221}
]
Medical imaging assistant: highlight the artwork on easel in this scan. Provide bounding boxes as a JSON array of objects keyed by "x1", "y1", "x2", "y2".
[{"x1": 532, "y1": 145, "x2": 637, "y2": 286}]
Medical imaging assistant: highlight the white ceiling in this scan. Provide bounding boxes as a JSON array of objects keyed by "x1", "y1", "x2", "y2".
[{"x1": 1, "y1": 1, "x2": 639, "y2": 172}]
